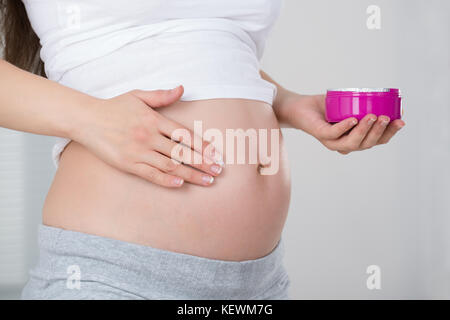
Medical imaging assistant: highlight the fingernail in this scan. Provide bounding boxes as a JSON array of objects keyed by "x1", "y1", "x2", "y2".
[
  {"x1": 213, "y1": 152, "x2": 224, "y2": 166},
  {"x1": 368, "y1": 117, "x2": 376, "y2": 124},
  {"x1": 210, "y1": 165, "x2": 222, "y2": 175},
  {"x1": 351, "y1": 119, "x2": 358, "y2": 126},
  {"x1": 202, "y1": 175, "x2": 214, "y2": 184},
  {"x1": 215, "y1": 158, "x2": 224, "y2": 167},
  {"x1": 381, "y1": 117, "x2": 390, "y2": 126},
  {"x1": 173, "y1": 177, "x2": 184, "y2": 186},
  {"x1": 170, "y1": 85, "x2": 181, "y2": 92}
]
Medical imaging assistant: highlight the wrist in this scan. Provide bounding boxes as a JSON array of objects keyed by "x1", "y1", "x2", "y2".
[
  {"x1": 63, "y1": 94, "x2": 105, "y2": 143},
  {"x1": 272, "y1": 87, "x2": 302, "y2": 127}
]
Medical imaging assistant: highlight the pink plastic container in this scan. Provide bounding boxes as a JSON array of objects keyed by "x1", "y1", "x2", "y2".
[{"x1": 325, "y1": 88, "x2": 402, "y2": 123}]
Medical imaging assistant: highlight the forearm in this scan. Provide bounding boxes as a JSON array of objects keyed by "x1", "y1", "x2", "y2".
[
  {"x1": 0, "y1": 59, "x2": 101, "y2": 139},
  {"x1": 260, "y1": 69, "x2": 301, "y2": 127}
]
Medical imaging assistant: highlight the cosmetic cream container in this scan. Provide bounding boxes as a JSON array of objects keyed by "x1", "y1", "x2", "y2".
[{"x1": 325, "y1": 88, "x2": 402, "y2": 123}]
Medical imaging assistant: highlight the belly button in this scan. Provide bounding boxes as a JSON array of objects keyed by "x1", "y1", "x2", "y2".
[{"x1": 257, "y1": 162, "x2": 271, "y2": 175}]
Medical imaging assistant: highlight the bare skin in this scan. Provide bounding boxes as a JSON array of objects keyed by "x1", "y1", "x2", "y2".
[
  {"x1": 0, "y1": 60, "x2": 405, "y2": 261},
  {"x1": 43, "y1": 98, "x2": 291, "y2": 261}
]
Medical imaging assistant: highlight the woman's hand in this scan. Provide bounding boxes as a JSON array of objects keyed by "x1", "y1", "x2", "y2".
[
  {"x1": 275, "y1": 92, "x2": 405, "y2": 154},
  {"x1": 73, "y1": 86, "x2": 224, "y2": 187}
]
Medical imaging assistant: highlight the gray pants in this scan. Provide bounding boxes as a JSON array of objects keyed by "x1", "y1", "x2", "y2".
[{"x1": 21, "y1": 224, "x2": 290, "y2": 300}]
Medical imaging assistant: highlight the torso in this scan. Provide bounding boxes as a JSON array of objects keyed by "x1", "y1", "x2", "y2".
[{"x1": 42, "y1": 98, "x2": 291, "y2": 261}]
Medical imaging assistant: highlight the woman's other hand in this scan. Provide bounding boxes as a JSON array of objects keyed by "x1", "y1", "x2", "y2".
[
  {"x1": 276, "y1": 93, "x2": 405, "y2": 154},
  {"x1": 73, "y1": 86, "x2": 224, "y2": 187}
]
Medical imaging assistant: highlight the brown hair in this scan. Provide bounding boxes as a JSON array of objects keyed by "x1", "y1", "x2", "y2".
[{"x1": 0, "y1": 0, "x2": 45, "y2": 76}]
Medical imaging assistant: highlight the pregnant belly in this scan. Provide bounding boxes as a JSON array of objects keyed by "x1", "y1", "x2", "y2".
[{"x1": 42, "y1": 99, "x2": 291, "y2": 261}]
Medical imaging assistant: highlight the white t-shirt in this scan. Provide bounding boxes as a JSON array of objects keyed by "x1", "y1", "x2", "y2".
[{"x1": 22, "y1": 0, "x2": 283, "y2": 167}]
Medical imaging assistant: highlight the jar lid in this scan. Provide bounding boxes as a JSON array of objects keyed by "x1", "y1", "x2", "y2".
[{"x1": 327, "y1": 88, "x2": 391, "y2": 93}]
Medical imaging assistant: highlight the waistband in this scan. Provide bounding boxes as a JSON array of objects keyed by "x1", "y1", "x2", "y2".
[{"x1": 36, "y1": 224, "x2": 287, "y2": 299}]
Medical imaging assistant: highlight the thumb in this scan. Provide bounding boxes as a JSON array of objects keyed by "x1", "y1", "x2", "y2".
[{"x1": 131, "y1": 85, "x2": 184, "y2": 108}]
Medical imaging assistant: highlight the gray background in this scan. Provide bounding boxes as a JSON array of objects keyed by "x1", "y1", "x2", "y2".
[{"x1": 1, "y1": 0, "x2": 449, "y2": 299}]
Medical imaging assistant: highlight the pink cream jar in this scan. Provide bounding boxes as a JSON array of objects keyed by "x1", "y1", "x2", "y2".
[{"x1": 325, "y1": 88, "x2": 402, "y2": 123}]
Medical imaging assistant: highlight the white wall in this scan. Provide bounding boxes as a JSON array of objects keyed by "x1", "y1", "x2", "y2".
[
  {"x1": 0, "y1": 130, "x2": 55, "y2": 299},
  {"x1": 0, "y1": 0, "x2": 449, "y2": 299},
  {"x1": 261, "y1": 0, "x2": 449, "y2": 299}
]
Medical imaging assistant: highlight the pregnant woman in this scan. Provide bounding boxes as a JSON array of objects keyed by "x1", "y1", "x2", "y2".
[{"x1": 0, "y1": 0, "x2": 404, "y2": 299}]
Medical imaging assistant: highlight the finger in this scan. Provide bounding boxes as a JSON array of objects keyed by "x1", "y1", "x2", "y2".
[
  {"x1": 378, "y1": 119, "x2": 405, "y2": 144},
  {"x1": 141, "y1": 150, "x2": 181, "y2": 173},
  {"x1": 360, "y1": 116, "x2": 390, "y2": 149},
  {"x1": 131, "y1": 163, "x2": 184, "y2": 188},
  {"x1": 157, "y1": 118, "x2": 223, "y2": 165},
  {"x1": 316, "y1": 117, "x2": 358, "y2": 140},
  {"x1": 171, "y1": 163, "x2": 216, "y2": 186},
  {"x1": 154, "y1": 136, "x2": 223, "y2": 176},
  {"x1": 131, "y1": 85, "x2": 184, "y2": 108},
  {"x1": 340, "y1": 114, "x2": 377, "y2": 151},
  {"x1": 141, "y1": 151, "x2": 216, "y2": 186}
]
